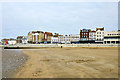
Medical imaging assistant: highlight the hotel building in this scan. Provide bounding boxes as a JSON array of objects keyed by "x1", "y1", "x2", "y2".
[
  {"x1": 44, "y1": 32, "x2": 53, "y2": 43},
  {"x1": 89, "y1": 31, "x2": 96, "y2": 41},
  {"x1": 28, "y1": 31, "x2": 44, "y2": 44},
  {"x1": 80, "y1": 29, "x2": 90, "y2": 41},
  {"x1": 1, "y1": 38, "x2": 17, "y2": 45},
  {"x1": 51, "y1": 37, "x2": 58, "y2": 44},
  {"x1": 69, "y1": 34, "x2": 80, "y2": 43},
  {"x1": 95, "y1": 27, "x2": 104, "y2": 43},
  {"x1": 17, "y1": 36, "x2": 28, "y2": 44},
  {"x1": 104, "y1": 31, "x2": 120, "y2": 44},
  {"x1": 58, "y1": 34, "x2": 80, "y2": 44}
]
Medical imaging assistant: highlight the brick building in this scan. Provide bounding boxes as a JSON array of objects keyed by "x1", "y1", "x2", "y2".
[
  {"x1": 44, "y1": 32, "x2": 53, "y2": 43},
  {"x1": 80, "y1": 29, "x2": 91, "y2": 41}
]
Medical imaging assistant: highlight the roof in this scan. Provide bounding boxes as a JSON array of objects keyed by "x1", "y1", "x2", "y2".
[
  {"x1": 32, "y1": 31, "x2": 44, "y2": 33},
  {"x1": 80, "y1": 29, "x2": 91, "y2": 32},
  {"x1": 45, "y1": 32, "x2": 53, "y2": 36},
  {"x1": 90, "y1": 31, "x2": 96, "y2": 32},
  {"x1": 1, "y1": 38, "x2": 16, "y2": 41},
  {"x1": 96, "y1": 27, "x2": 104, "y2": 31}
]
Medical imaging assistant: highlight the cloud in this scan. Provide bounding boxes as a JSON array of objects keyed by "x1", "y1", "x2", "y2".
[{"x1": 2, "y1": 2, "x2": 118, "y2": 39}]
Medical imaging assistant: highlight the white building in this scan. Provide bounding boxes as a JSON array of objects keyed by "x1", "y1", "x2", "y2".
[
  {"x1": 104, "y1": 31, "x2": 120, "y2": 44},
  {"x1": 58, "y1": 34, "x2": 80, "y2": 44},
  {"x1": 58, "y1": 35, "x2": 70, "y2": 44},
  {"x1": 89, "y1": 31, "x2": 96, "y2": 41},
  {"x1": 69, "y1": 34, "x2": 80, "y2": 43},
  {"x1": 6, "y1": 39, "x2": 17, "y2": 45},
  {"x1": 8, "y1": 40, "x2": 17, "y2": 45},
  {"x1": 51, "y1": 37, "x2": 58, "y2": 44},
  {"x1": 21, "y1": 36, "x2": 28, "y2": 44},
  {"x1": 32, "y1": 33, "x2": 39, "y2": 43},
  {"x1": 95, "y1": 28, "x2": 104, "y2": 43}
]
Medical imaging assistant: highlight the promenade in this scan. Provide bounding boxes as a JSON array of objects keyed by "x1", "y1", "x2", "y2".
[{"x1": 1, "y1": 44, "x2": 119, "y2": 48}]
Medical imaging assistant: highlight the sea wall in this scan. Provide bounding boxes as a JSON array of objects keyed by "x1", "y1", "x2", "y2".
[{"x1": 2, "y1": 44, "x2": 119, "y2": 48}]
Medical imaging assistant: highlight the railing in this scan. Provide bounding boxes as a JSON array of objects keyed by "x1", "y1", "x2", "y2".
[{"x1": 2, "y1": 43, "x2": 119, "y2": 48}]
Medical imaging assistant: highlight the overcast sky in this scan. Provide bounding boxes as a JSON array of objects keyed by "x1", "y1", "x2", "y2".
[{"x1": 1, "y1": 2, "x2": 118, "y2": 39}]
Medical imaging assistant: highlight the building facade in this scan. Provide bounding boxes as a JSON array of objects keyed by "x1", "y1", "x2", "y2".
[
  {"x1": 89, "y1": 31, "x2": 96, "y2": 41},
  {"x1": 104, "y1": 31, "x2": 120, "y2": 44},
  {"x1": 28, "y1": 32, "x2": 33, "y2": 43},
  {"x1": 17, "y1": 36, "x2": 28, "y2": 44},
  {"x1": 17, "y1": 36, "x2": 23, "y2": 43},
  {"x1": 21, "y1": 36, "x2": 28, "y2": 44},
  {"x1": 69, "y1": 34, "x2": 80, "y2": 43},
  {"x1": 80, "y1": 29, "x2": 90, "y2": 41},
  {"x1": 1, "y1": 39, "x2": 9, "y2": 45},
  {"x1": 51, "y1": 37, "x2": 58, "y2": 44},
  {"x1": 28, "y1": 31, "x2": 44, "y2": 44},
  {"x1": 95, "y1": 27, "x2": 104, "y2": 43},
  {"x1": 8, "y1": 39, "x2": 17, "y2": 45},
  {"x1": 1, "y1": 38, "x2": 17, "y2": 45},
  {"x1": 58, "y1": 34, "x2": 80, "y2": 44},
  {"x1": 44, "y1": 32, "x2": 53, "y2": 43}
]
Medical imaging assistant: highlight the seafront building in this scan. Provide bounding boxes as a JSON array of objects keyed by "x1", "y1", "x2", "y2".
[
  {"x1": 44, "y1": 32, "x2": 53, "y2": 43},
  {"x1": 17, "y1": 36, "x2": 28, "y2": 44},
  {"x1": 1, "y1": 27, "x2": 120, "y2": 45},
  {"x1": 27, "y1": 32, "x2": 33, "y2": 43},
  {"x1": 95, "y1": 27, "x2": 104, "y2": 43},
  {"x1": 17, "y1": 36, "x2": 23, "y2": 43},
  {"x1": 1, "y1": 38, "x2": 17, "y2": 45},
  {"x1": 69, "y1": 34, "x2": 80, "y2": 43},
  {"x1": 89, "y1": 31, "x2": 96, "y2": 41},
  {"x1": 80, "y1": 29, "x2": 97, "y2": 43},
  {"x1": 104, "y1": 31, "x2": 120, "y2": 44},
  {"x1": 79, "y1": 27, "x2": 120, "y2": 44},
  {"x1": 28, "y1": 31, "x2": 44, "y2": 44},
  {"x1": 51, "y1": 33, "x2": 62, "y2": 44},
  {"x1": 58, "y1": 35, "x2": 69, "y2": 44},
  {"x1": 1, "y1": 39, "x2": 9, "y2": 45},
  {"x1": 80, "y1": 29, "x2": 90, "y2": 41},
  {"x1": 51, "y1": 37, "x2": 59, "y2": 44},
  {"x1": 58, "y1": 34, "x2": 80, "y2": 44}
]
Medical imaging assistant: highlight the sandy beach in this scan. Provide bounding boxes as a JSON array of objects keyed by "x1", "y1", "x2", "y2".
[{"x1": 6, "y1": 47, "x2": 118, "y2": 78}]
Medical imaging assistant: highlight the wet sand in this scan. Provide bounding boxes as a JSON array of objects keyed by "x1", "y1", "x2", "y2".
[
  {"x1": 11, "y1": 47, "x2": 118, "y2": 78},
  {"x1": 2, "y1": 48, "x2": 28, "y2": 78}
]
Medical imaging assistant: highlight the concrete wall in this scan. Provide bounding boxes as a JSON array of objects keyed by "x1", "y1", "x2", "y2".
[{"x1": 4, "y1": 44, "x2": 119, "y2": 47}]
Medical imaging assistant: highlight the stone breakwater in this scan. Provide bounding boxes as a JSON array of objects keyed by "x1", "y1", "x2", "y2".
[{"x1": 2, "y1": 49, "x2": 28, "y2": 78}]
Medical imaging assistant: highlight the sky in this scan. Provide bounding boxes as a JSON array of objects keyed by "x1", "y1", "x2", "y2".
[{"x1": 1, "y1": 2, "x2": 118, "y2": 39}]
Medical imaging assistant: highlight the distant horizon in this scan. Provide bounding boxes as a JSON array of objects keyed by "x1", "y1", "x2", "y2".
[{"x1": 1, "y1": 2, "x2": 118, "y2": 39}]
